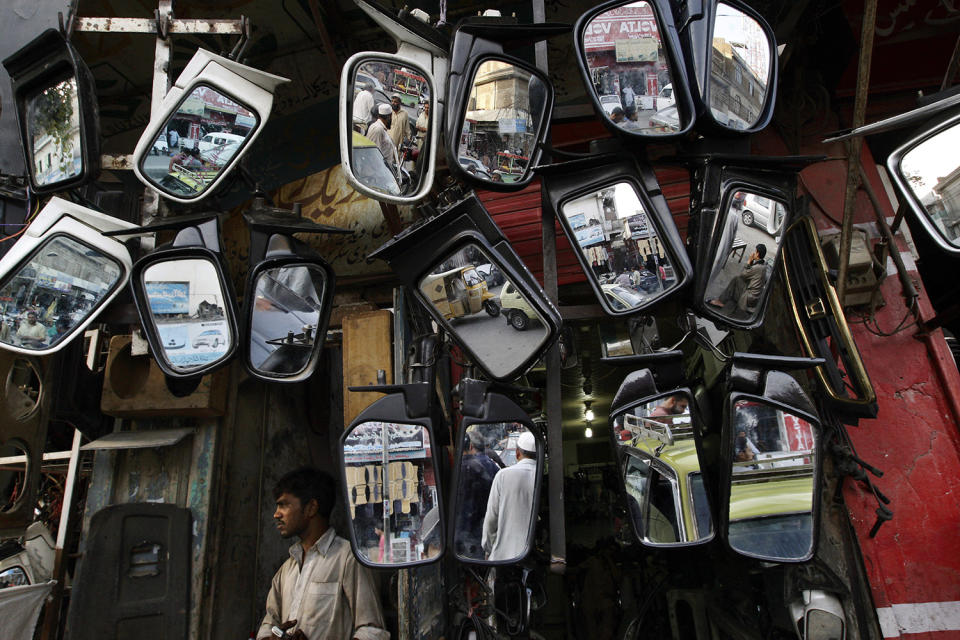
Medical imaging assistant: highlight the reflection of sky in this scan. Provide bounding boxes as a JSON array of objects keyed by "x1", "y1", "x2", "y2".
[
  {"x1": 614, "y1": 183, "x2": 646, "y2": 218},
  {"x1": 901, "y1": 121, "x2": 960, "y2": 200},
  {"x1": 714, "y1": 6, "x2": 770, "y2": 81}
]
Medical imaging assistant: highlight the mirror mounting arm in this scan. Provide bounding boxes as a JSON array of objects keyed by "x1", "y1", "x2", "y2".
[{"x1": 347, "y1": 382, "x2": 433, "y2": 418}]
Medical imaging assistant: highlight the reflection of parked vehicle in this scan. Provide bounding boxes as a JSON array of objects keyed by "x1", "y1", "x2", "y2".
[
  {"x1": 600, "y1": 94, "x2": 622, "y2": 115},
  {"x1": 649, "y1": 105, "x2": 680, "y2": 133},
  {"x1": 192, "y1": 329, "x2": 224, "y2": 349},
  {"x1": 458, "y1": 156, "x2": 491, "y2": 180},
  {"x1": 621, "y1": 421, "x2": 711, "y2": 544},
  {"x1": 499, "y1": 283, "x2": 538, "y2": 331},
  {"x1": 200, "y1": 142, "x2": 240, "y2": 167},
  {"x1": 420, "y1": 265, "x2": 499, "y2": 321},
  {"x1": 198, "y1": 132, "x2": 245, "y2": 154},
  {"x1": 657, "y1": 83, "x2": 674, "y2": 110},
  {"x1": 741, "y1": 194, "x2": 786, "y2": 235},
  {"x1": 602, "y1": 284, "x2": 646, "y2": 311},
  {"x1": 151, "y1": 137, "x2": 169, "y2": 155},
  {"x1": 728, "y1": 473, "x2": 814, "y2": 558},
  {"x1": 351, "y1": 132, "x2": 401, "y2": 196},
  {"x1": 476, "y1": 263, "x2": 504, "y2": 287}
]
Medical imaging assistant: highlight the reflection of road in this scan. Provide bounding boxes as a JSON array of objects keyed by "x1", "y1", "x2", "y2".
[
  {"x1": 448, "y1": 285, "x2": 546, "y2": 377},
  {"x1": 705, "y1": 222, "x2": 779, "y2": 301}
]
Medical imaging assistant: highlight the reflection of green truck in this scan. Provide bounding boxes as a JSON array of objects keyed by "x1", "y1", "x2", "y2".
[{"x1": 727, "y1": 462, "x2": 814, "y2": 559}]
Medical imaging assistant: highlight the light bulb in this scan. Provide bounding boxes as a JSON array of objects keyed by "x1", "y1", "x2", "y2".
[
  {"x1": 584, "y1": 408, "x2": 595, "y2": 422},
  {"x1": 584, "y1": 427, "x2": 593, "y2": 438}
]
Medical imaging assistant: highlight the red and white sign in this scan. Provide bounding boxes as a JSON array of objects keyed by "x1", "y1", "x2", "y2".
[{"x1": 583, "y1": 5, "x2": 660, "y2": 51}]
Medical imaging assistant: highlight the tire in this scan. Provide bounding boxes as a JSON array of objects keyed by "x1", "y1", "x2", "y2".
[
  {"x1": 509, "y1": 310, "x2": 529, "y2": 331},
  {"x1": 742, "y1": 210, "x2": 754, "y2": 227},
  {"x1": 484, "y1": 300, "x2": 500, "y2": 317}
]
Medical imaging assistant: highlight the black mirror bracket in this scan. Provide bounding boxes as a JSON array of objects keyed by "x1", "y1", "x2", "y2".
[{"x1": 348, "y1": 382, "x2": 434, "y2": 419}]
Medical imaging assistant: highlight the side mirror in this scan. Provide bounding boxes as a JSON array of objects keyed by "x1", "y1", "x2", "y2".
[
  {"x1": 887, "y1": 109, "x2": 960, "y2": 254},
  {"x1": 445, "y1": 22, "x2": 568, "y2": 190},
  {"x1": 789, "y1": 590, "x2": 846, "y2": 640},
  {"x1": 2, "y1": 29, "x2": 100, "y2": 194},
  {"x1": 542, "y1": 157, "x2": 691, "y2": 315},
  {"x1": 681, "y1": 0, "x2": 778, "y2": 134},
  {"x1": 574, "y1": 0, "x2": 695, "y2": 138},
  {"x1": 0, "y1": 198, "x2": 135, "y2": 355},
  {"x1": 609, "y1": 368, "x2": 713, "y2": 546},
  {"x1": 721, "y1": 357, "x2": 822, "y2": 562},
  {"x1": 340, "y1": 56, "x2": 438, "y2": 203},
  {"x1": 339, "y1": 383, "x2": 444, "y2": 568},
  {"x1": 242, "y1": 198, "x2": 349, "y2": 382},
  {"x1": 133, "y1": 50, "x2": 289, "y2": 203},
  {"x1": 450, "y1": 379, "x2": 543, "y2": 564},
  {"x1": 689, "y1": 155, "x2": 820, "y2": 329},
  {"x1": 123, "y1": 215, "x2": 238, "y2": 377},
  {"x1": 369, "y1": 194, "x2": 561, "y2": 381},
  {"x1": 781, "y1": 216, "x2": 877, "y2": 421}
]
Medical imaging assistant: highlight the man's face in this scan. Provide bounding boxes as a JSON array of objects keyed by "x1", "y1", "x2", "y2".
[
  {"x1": 391, "y1": 97, "x2": 401, "y2": 112},
  {"x1": 383, "y1": 113, "x2": 393, "y2": 128},
  {"x1": 26, "y1": 313, "x2": 37, "y2": 325},
  {"x1": 273, "y1": 492, "x2": 313, "y2": 539}
]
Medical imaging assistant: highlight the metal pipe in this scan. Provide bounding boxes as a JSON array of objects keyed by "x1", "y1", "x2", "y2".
[
  {"x1": 858, "y1": 163, "x2": 918, "y2": 302},
  {"x1": 836, "y1": 0, "x2": 878, "y2": 305}
]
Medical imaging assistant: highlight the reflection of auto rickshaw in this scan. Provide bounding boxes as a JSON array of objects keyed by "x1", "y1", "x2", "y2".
[
  {"x1": 499, "y1": 283, "x2": 539, "y2": 331},
  {"x1": 727, "y1": 470, "x2": 814, "y2": 559},
  {"x1": 351, "y1": 131, "x2": 402, "y2": 196},
  {"x1": 620, "y1": 414, "x2": 711, "y2": 543},
  {"x1": 419, "y1": 265, "x2": 500, "y2": 320},
  {"x1": 496, "y1": 152, "x2": 528, "y2": 182}
]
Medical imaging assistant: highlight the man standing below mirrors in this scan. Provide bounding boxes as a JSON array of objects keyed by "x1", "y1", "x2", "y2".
[
  {"x1": 366, "y1": 104, "x2": 399, "y2": 172},
  {"x1": 258, "y1": 467, "x2": 388, "y2": 640},
  {"x1": 482, "y1": 431, "x2": 537, "y2": 561},
  {"x1": 707, "y1": 243, "x2": 770, "y2": 316}
]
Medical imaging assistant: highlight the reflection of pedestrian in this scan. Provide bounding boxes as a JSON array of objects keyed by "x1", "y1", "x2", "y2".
[
  {"x1": 482, "y1": 431, "x2": 537, "y2": 561},
  {"x1": 353, "y1": 82, "x2": 376, "y2": 130},
  {"x1": 388, "y1": 95, "x2": 407, "y2": 150},
  {"x1": 167, "y1": 128, "x2": 179, "y2": 153},
  {"x1": 708, "y1": 244, "x2": 770, "y2": 315},
  {"x1": 366, "y1": 104, "x2": 399, "y2": 170},
  {"x1": 650, "y1": 395, "x2": 689, "y2": 417},
  {"x1": 16, "y1": 311, "x2": 47, "y2": 347},
  {"x1": 415, "y1": 102, "x2": 430, "y2": 149},
  {"x1": 455, "y1": 430, "x2": 500, "y2": 559}
]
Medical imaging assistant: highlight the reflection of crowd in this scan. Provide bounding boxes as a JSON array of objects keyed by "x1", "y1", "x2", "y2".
[{"x1": 1, "y1": 308, "x2": 74, "y2": 348}]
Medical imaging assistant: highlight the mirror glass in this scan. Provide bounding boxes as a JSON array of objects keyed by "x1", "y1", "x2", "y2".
[
  {"x1": 727, "y1": 400, "x2": 816, "y2": 561},
  {"x1": 0, "y1": 441, "x2": 28, "y2": 513},
  {"x1": 458, "y1": 60, "x2": 546, "y2": 184},
  {"x1": 0, "y1": 236, "x2": 122, "y2": 351},
  {"x1": 143, "y1": 258, "x2": 232, "y2": 373},
  {"x1": 453, "y1": 423, "x2": 540, "y2": 562},
  {"x1": 140, "y1": 85, "x2": 256, "y2": 198},
  {"x1": 0, "y1": 566, "x2": 29, "y2": 589},
  {"x1": 561, "y1": 182, "x2": 679, "y2": 312},
  {"x1": 5, "y1": 359, "x2": 41, "y2": 421},
  {"x1": 349, "y1": 60, "x2": 430, "y2": 197},
  {"x1": 249, "y1": 265, "x2": 327, "y2": 376},
  {"x1": 27, "y1": 77, "x2": 82, "y2": 186},
  {"x1": 581, "y1": 2, "x2": 683, "y2": 135},
  {"x1": 418, "y1": 244, "x2": 549, "y2": 379},
  {"x1": 899, "y1": 120, "x2": 960, "y2": 247},
  {"x1": 343, "y1": 421, "x2": 441, "y2": 565},
  {"x1": 708, "y1": 2, "x2": 771, "y2": 130},
  {"x1": 612, "y1": 392, "x2": 713, "y2": 544},
  {"x1": 704, "y1": 189, "x2": 786, "y2": 323}
]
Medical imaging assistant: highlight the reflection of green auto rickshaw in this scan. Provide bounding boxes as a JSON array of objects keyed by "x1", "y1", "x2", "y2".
[
  {"x1": 420, "y1": 265, "x2": 500, "y2": 320},
  {"x1": 728, "y1": 462, "x2": 814, "y2": 559}
]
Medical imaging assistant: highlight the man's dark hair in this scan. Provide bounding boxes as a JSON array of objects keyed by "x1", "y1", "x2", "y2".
[
  {"x1": 755, "y1": 243, "x2": 767, "y2": 259},
  {"x1": 273, "y1": 467, "x2": 337, "y2": 518}
]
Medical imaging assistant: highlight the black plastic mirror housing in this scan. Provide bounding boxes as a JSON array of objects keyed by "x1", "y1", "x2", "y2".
[{"x1": 2, "y1": 29, "x2": 101, "y2": 195}]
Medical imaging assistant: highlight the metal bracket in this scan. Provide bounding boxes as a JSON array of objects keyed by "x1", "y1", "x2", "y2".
[
  {"x1": 805, "y1": 298, "x2": 826, "y2": 320},
  {"x1": 154, "y1": 8, "x2": 171, "y2": 40}
]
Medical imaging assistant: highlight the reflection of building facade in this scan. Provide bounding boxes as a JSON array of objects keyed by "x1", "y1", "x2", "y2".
[
  {"x1": 464, "y1": 61, "x2": 535, "y2": 166},
  {"x1": 582, "y1": 4, "x2": 668, "y2": 111},
  {"x1": 927, "y1": 165, "x2": 960, "y2": 240},
  {"x1": 565, "y1": 188, "x2": 664, "y2": 275},
  {"x1": 31, "y1": 81, "x2": 82, "y2": 185},
  {"x1": 709, "y1": 39, "x2": 765, "y2": 128},
  {"x1": 171, "y1": 86, "x2": 255, "y2": 145}
]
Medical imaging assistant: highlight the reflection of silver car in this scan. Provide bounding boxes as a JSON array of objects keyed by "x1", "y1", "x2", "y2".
[
  {"x1": 192, "y1": 329, "x2": 224, "y2": 349},
  {"x1": 458, "y1": 156, "x2": 491, "y2": 179},
  {"x1": 649, "y1": 105, "x2": 680, "y2": 132},
  {"x1": 200, "y1": 142, "x2": 239, "y2": 167},
  {"x1": 741, "y1": 194, "x2": 786, "y2": 235},
  {"x1": 602, "y1": 284, "x2": 646, "y2": 311},
  {"x1": 600, "y1": 94, "x2": 622, "y2": 115}
]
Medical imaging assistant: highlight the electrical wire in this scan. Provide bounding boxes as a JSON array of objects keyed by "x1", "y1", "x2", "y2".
[
  {"x1": 849, "y1": 297, "x2": 918, "y2": 337},
  {"x1": 0, "y1": 198, "x2": 40, "y2": 243}
]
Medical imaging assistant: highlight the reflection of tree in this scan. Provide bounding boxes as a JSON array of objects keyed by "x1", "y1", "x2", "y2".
[{"x1": 32, "y1": 80, "x2": 76, "y2": 167}]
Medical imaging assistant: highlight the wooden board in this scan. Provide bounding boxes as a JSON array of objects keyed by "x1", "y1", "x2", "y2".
[{"x1": 342, "y1": 310, "x2": 393, "y2": 426}]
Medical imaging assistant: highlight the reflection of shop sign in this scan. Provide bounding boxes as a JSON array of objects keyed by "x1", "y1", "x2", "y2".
[
  {"x1": 146, "y1": 282, "x2": 190, "y2": 315},
  {"x1": 36, "y1": 274, "x2": 72, "y2": 292},
  {"x1": 498, "y1": 119, "x2": 518, "y2": 134},
  {"x1": 615, "y1": 38, "x2": 659, "y2": 63},
  {"x1": 568, "y1": 213, "x2": 587, "y2": 229},
  {"x1": 582, "y1": 6, "x2": 659, "y2": 51},
  {"x1": 784, "y1": 414, "x2": 814, "y2": 453},
  {"x1": 576, "y1": 224, "x2": 605, "y2": 248},
  {"x1": 344, "y1": 423, "x2": 428, "y2": 462},
  {"x1": 624, "y1": 214, "x2": 649, "y2": 239}
]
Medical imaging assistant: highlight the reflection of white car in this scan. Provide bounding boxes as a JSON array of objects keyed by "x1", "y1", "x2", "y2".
[
  {"x1": 192, "y1": 329, "x2": 225, "y2": 349},
  {"x1": 649, "y1": 105, "x2": 680, "y2": 132},
  {"x1": 200, "y1": 142, "x2": 240, "y2": 167},
  {"x1": 600, "y1": 94, "x2": 623, "y2": 115},
  {"x1": 198, "y1": 132, "x2": 245, "y2": 154},
  {"x1": 741, "y1": 194, "x2": 786, "y2": 235},
  {"x1": 602, "y1": 283, "x2": 646, "y2": 311},
  {"x1": 657, "y1": 84, "x2": 675, "y2": 110},
  {"x1": 151, "y1": 138, "x2": 169, "y2": 155}
]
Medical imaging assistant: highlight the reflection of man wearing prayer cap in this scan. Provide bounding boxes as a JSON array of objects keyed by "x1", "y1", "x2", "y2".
[
  {"x1": 366, "y1": 103, "x2": 399, "y2": 170},
  {"x1": 482, "y1": 430, "x2": 538, "y2": 561}
]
